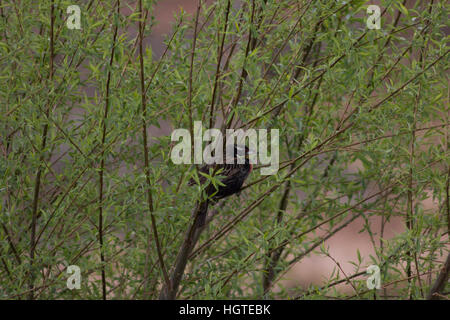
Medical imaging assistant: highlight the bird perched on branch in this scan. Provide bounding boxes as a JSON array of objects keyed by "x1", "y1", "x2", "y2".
[
  {"x1": 159, "y1": 145, "x2": 254, "y2": 300},
  {"x1": 188, "y1": 144, "x2": 253, "y2": 226}
]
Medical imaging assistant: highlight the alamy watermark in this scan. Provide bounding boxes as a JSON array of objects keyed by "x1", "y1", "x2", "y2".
[
  {"x1": 67, "y1": 5, "x2": 81, "y2": 30},
  {"x1": 65, "y1": 4, "x2": 381, "y2": 32},
  {"x1": 66, "y1": 265, "x2": 81, "y2": 290},
  {"x1": 170, "y1": 121, "x2": 279, "y2": 175},
  {"x1": 367, "y1": 5, "x2": 381, "y2": 30},
  {"x1": 366, "y1": 264, "x2": 381, "y2": 290}
]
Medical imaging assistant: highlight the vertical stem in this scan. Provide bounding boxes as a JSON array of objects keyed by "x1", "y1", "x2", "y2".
[
  {"x1": 262, "y1": 37, "x2": 324, "y2": 294},
  {"x1": 224, "y1": 0, "x2": 255, "y2": 130},
  {"x1": 209, "y1": 0, "x2": 231, "y2": 129},
  {"x1": 406, "y1": 0, "x2": 433, "y2": 296},
  {"x1": 158, "y1": 1, "x2": 203, "y2": 300},
  {"x1": 188, "y1": 1, "x2": 201, "y2": 162},
  {"x1": 28, "y1": 0, "x2": 54, "y2": 300},
  {"x1": 446, "y1": 80, "x2": 449, "y2": 235},
  {"x1": 444, "y1": 165, "x2": 449, "y2": 232},
  {"x1": 98, "y1": 0, "x2": 120, "y2": 300},
  {"x1": 137, "y1": 0, "x2": 170, "y2": 297},
  {"x1": 406, "y1": 96, "x2": 416, "y2": 299}
]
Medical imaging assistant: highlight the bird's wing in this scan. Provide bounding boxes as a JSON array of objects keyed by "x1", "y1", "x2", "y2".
[{"x1": 218, "y1": 165, "x2": 242, "y2": 185}]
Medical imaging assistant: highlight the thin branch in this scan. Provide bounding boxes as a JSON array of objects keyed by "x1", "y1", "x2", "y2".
[
  {"x1": 137, "y1": 0, "x2": 170, "y2": 296},
  {"x1": 97, "y1": 0, "x2": 120, "y2": 300},
  {"x1": 209, "y1": 0, "x2": 231, "y2": 129},
  {"x1": 28, "y1": 0, "x2": 54, "y2": 300}
]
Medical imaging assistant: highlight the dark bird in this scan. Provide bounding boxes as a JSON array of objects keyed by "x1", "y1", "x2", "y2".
[
  {"x1": 188, "y1": 144, "x2": 253, "y2": 226},
  {"x1": 159, "y1": 145, "x2": 254, "y2": 300}
]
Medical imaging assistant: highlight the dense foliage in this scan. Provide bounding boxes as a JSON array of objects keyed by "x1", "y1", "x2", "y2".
[{"x1": 0, "y1": 0, "x2": 448, "y2": 299}]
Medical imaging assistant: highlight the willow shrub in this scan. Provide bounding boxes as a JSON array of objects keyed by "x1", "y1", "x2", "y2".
[{"x1": 0, "y1": 0, "x2": 448, "y2": 299}]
